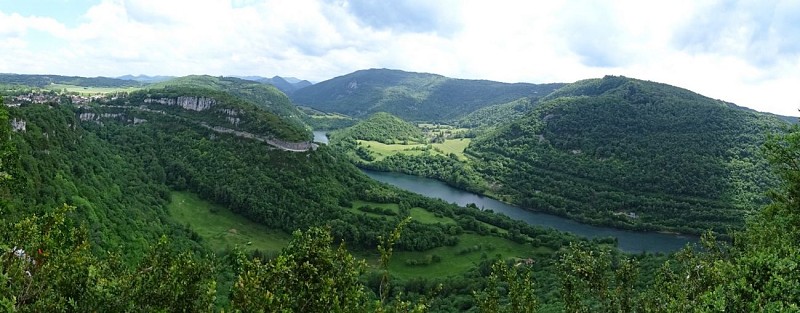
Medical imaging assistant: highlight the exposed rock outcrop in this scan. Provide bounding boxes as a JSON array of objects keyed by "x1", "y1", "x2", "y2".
[
  {"x1": 78, "y1": 113, "x2": 97, "y2": 121},
  {"x1": 11, "y1": 118, "x2": 26, "y2": 132},
  {"x1": 202, "y1": 123, "x2": 317, "y2": 152},
  {"x1": 144, "y1": 96, "x2": 215, "y2": 111}
]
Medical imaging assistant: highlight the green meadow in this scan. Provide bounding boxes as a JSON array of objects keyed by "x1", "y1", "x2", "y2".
[
  {"x1": 168, "y1": 191, "x2": 292, "y2": 253},
  {"x1": 48, "y1": 83, "x2": 142, "y2": 94}
]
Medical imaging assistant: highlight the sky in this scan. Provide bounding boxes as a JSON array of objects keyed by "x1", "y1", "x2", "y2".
[{"x1": 0, "y1": 0, "x2": 798, "y2": 116}]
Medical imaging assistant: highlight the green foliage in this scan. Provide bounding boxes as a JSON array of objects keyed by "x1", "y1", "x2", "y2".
[
  {"x1": 549, "y1": 125, "x2": 800, "y2": 312},
  {"x1": 362, "y1": 153, "x2": 486, "y2": 193},
  {"x1": 291, "y1": 68, "x2": 564, "y2": 122},
  {"x1": 474, "y1": 260, "x2": 537, "y2": 313},
  {"x1": 0, "y1": 206, "x2": 217, "y2": 312},
  {"x1": 110, "y1": 85, "x2": 310, "y2": 141},
  {"x1": 0, "y1": 99, "x2": 12, "y2": 204},
  {"x1": 153, "y1": 75, "x2": 307, "y2": 127},
  {"x1": 299, "y1": 107, "x2": 358, "y2": 130},
  {"x1": 557, "y1": 242, "x2": 639, "y2": 312},
  {"x1": 0, "y1": 74, "x2": 140, "y2": 88},
  {"x1": 468, "y1": 76, "x2": 789, "y2": 233},
  {"x1": 167, "y1": 191, "x2": 292, "y2": 254},
  {"x1": 231, "y1": 227, "x2": 369, "y2": 313},
  {"x1": 457, "y1": 97, "x2": 533, "y2": 131},
  {"x1": 331, "y1": 112, "x2": 425, "y2": 144},
  {"x1": 7, "y1": 105, "x2": 197, "y2": 258}
]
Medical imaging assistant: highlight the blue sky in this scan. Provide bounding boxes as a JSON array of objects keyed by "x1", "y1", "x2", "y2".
[{"x1": 0, "y1": 0, "x2": 798, "y2": 116}]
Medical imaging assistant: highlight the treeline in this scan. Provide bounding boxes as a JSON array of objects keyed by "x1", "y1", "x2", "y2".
[
  {"x1": 0, "y1": 74, "x2": 139, "y2": 88},
  {"x1": 456, "y1": 97, "x2": 533, "y2": 130},
  {"x1": 363, "y1": 153, "x2": 487, "y2": 194}
]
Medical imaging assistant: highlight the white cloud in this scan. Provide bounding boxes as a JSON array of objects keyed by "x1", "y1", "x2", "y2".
[{"x1": 0, "y1": 0, "x2": 797, "y2": 116}]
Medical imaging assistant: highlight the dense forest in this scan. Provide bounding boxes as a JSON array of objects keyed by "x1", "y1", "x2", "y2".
[
  {"x1": 329, "y1": 112, "x2": 425, "y2": 144},
  {"x1": 466, "y1": 76, "x2": 790, "y2": 234},
  {"x1": 291, "y1": 68, "x2": 564, "y2": 122},
  {"x1": 456, "y1": 97, "x2": 534, "y2": 131}
]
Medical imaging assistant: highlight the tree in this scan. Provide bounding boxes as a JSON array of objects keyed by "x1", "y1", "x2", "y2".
[
  {"x1": 474, "y1": 260, "x2": 537, "y2": 313},
  {"x1": 231, "y1": 227, "x2": 369, "y2": 312}
]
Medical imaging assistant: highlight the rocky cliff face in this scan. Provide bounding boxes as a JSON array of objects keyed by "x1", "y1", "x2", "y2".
[
  {"x1": 79, "y1": 112, "x2": 124, "y2": 121},
  {"x1": 219, "y1": 108, "x2": 241, "y2": 126},
  {"x1": 11, "y1": 118, "x2": 26, "y2": 132},
  {"x1": 144, "y1": 96, "x2": 215, "y2": 111}
]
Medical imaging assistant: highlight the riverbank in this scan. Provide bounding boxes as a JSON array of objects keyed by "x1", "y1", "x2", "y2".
[{"x1": 362, "y1": 169, "x2": 698, "y2": 253}]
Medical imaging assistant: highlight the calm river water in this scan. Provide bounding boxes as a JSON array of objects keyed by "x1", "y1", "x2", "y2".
[{"x1": 362, "y1": 169, "x2": 697, "y2": 253}]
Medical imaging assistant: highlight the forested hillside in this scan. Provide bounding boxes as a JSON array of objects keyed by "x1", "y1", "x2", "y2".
[
  {"x1": 153, "y1": 75, "x2": 308, "y2": 129},
  {"x1": 291, "y1": 68, "x2": 564, "y2": 122},
  {"x1": 468, "y1": 76, "x2": 790, "y2": 234},
  {"x1": 456, "y1": 97, "x2": 534, "y2": 131},
  {"x1": 329, "y1": 112, "x2": 424, "y2": 144},
  {"x1": 110, "y1": 85, "x2": 311, "y2": 142}
]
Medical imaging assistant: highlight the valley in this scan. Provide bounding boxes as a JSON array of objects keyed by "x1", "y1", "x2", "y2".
[
  {"x1": 324, "y1": 75, "x2": 791, "y2": 237},
  {"x1": 2, "y1": 71, "x2": 798, "y2": 312}
]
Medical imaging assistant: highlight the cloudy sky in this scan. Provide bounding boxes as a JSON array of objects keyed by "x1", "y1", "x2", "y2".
[{"x1": 1, "y1": 0, "x2": 798, "y2": 116}]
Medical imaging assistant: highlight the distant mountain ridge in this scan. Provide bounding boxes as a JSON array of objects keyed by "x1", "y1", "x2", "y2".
[
  {"x1": 116, "y1": 74, "x2": 175, "y2": 83},
  {"x1": 234, "y1": 75, "x2": 313, "y2": 95},
  {"x1": 290, "y1": 68, "x2": 565, "y2": 122}
]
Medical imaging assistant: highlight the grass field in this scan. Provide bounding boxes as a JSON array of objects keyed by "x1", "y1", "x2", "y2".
[
  {"x1": 169, "y1": 192, "x2": 544, "y2": 279},
  {"x1": 348, "y1": 200, "x2": 457, "y2": 224},
  {"x1": 47, "y1": 83, "x2": 142, "y2": 94},
  {"x1": 357, "y1": 138, "x2": 471, "y2": 161},
  {"x1": 432, "y1": 138, "x2": 471, "y2": 160},
  {"x1": 168, "y1": 191, "x2": 292, "y2": 253},
  {"x1": 346, "y1": 201, "x2": 542, "y2": 279},
  {"x1": 359, "y1": 233, "x2": 551, "y2": 280}
]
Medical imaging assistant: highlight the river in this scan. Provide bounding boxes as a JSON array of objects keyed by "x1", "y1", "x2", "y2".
[{"x1": 362, "y1": 169, "x2": 697, "y2": 253}]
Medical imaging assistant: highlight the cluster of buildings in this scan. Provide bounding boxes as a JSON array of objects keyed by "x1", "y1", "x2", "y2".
[{"x1": 3, "y1": 91, "x2": 121, "y2": 107}]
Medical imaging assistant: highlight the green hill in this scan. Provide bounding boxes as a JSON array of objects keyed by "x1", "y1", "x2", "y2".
[
  {"x1": 467, "y1": 75, "x2": 790, "y2": 234},
  {"x1": 291, "y1": 68, "x2": 564, "y2": 122},
  {"x1": 4, "y1": 89, "x2": 470, "y2": 257},
  {"x1": 109, "y1": 85, "x2": 311, "y2": 142},
  {"x1": 330, "y1": 112, "x2": 424, "y2": 143},
  {"x1": 154, "y1": 75, "x2": 308, "y2": 128}
]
